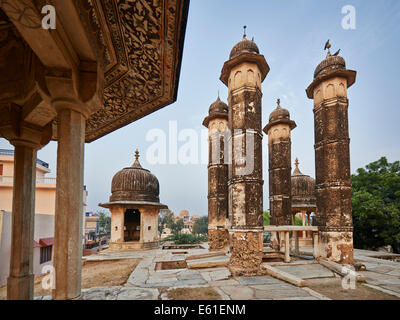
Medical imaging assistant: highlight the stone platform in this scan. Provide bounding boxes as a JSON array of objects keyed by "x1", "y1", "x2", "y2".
[{"x1": 32, "y1": 244, "x2": 400, "y2": 300}]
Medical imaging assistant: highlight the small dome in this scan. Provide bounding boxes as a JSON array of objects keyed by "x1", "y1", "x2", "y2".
[
  {"x1": 229, "y1": 35, "x2": 260, "y2": 59},
  {"x1": 291, "y1": 159, "x2": 316, "y2": 209},
  {"x1": 209, "y1": 96, "x2": 228, "y2": 115},
  {"x1": 110, "y1": 150, "x2": 160, "y2": 203},
  {"x1": 314, "y1": 53, "x2": 346, "y2": 79},
  {"x1": 269, "y1": 99, "x2": 290, "y2": 122}
]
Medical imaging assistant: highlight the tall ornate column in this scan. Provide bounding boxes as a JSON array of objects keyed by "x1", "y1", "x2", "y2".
[
  {"x1": 263, "y1": 99, "x2": 296, "y2": 249},
  {"x1": 220, "y1": 28, "x2": 269, "y2": 273},
  {"x1": 203, "y1": 97, "x2": 229, "y2": 251},
  {"x1": 306, "y1": 47, "x2": 356, "y2": 264}
]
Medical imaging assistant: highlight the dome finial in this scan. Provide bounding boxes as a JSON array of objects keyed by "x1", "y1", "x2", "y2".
[
  {"x1": 293, "y1": 157, "x2": 302, "y2": 175},
  {"x1": 243, "y1": 25, "x2": 247, "y2": 39},
  {"x1": 132, "y1": 149, "x2": 142, "y2": 168}
]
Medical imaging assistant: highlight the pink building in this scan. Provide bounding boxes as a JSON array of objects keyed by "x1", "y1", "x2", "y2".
[{"x1": 0, "y1": 149, "x2": 87, "y2": 286}]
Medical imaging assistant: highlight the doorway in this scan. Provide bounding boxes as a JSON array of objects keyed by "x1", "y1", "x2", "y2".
[{"x1": 124, "y1": 209, "x2": 140, "y2": 241}]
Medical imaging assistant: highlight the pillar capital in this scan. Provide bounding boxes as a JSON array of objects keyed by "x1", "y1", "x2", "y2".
[
  {"x1": 0, "y1": 103, "x2": 52, "y2": 149},
  {"x1": 37, "y1": 62, "x2": 103, "y2": 119}
]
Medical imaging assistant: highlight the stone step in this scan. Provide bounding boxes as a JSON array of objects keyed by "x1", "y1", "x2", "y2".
[{"x1": 186, "y1": 255, "x2": 230, "y2": 269}]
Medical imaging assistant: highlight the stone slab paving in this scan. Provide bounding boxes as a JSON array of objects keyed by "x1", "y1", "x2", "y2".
[
  {"x1": 274, "y1": 263, "x2": 335, "y2": 279},
  {"x1": 31, "y1": 246, "x2": 400, "y2": 300}
]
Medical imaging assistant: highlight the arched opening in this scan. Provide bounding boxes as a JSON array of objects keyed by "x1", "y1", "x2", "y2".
[{"x1": 124, "y1": 209, "x2": 141, "y2": 242}]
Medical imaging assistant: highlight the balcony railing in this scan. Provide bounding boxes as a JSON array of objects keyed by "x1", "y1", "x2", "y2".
[{"x1": 0, "y1": 176, "x2": 56, "y2": 184}]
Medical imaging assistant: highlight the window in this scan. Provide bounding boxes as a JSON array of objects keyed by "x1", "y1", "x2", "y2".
[{"x1": 40, "y1": 246, "x2": 52, "y2": 264}]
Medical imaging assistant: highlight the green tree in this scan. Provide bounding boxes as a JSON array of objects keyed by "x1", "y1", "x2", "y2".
[
  {"x1": 351, "y1": 157, "x2": 400, "y2": 253},
  {"x1": 164, "y1": 211, "x2": 174, "y2": 229},
  {"x1": 97, "y1": 211, "x2": 111, "y2": 233},
  {"x1": 192, "y1": 216, "x2": 208, "y2": 235},
  {"x1": 172, "y1": 218, "x2": 184, "y2": 235},
  {"x1": 263, "y1": 211, "x2": 270, "y2": 225}
]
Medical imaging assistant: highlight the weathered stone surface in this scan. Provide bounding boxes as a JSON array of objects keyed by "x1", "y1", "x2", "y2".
[
  {"x1": 274, "y1": 264, "x2": 335, "y2": 279},
  {"x1": 229, "y1": 231, "x2": 263, "y2": 271},
  {"x1": 220, "y1": 285, "x2": 255, "y2": 300},
  {"x1": 237, "y1": 275, "x2": 282, "y2": 286},
  {"x1": 208, "y1": 229, "x2": 230, "y2": 251},
  {"x1": 264, "y1": 100, "x2": 296, "y2": 227},
  {"x1": 307, "y1": 57, "x2": 356, "y2": 263},
  {"x1": 117, "y1": 287, "x2": 159, "y2": 300},
  {"x1": 204, "y1": 107, "x2": 229, "y2": 252},
  {"x1": 254, "y1": 287, "x2": 310, "y2": 300},
  {"x1": 186, "y1": 255, "x2": 229, "y2": 269}
]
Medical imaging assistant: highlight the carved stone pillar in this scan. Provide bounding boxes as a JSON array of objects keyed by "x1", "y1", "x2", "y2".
[
  {"x1": 220, "y1": 31, "x2": 269, "y2": 273},
  {"x1": 7, "y1": 142, "x2": 37, "y2": 300},
  {"x1": 203, "y1": 97, "x2": 229, "y2": 251},
  {"x1": 0, "y1": 112, "x2": 52, "y2": 300},
  {"x1": 52, "y1": 107, "x2": 86, "y2": 300},
  {"x1": 264, "y1": 99, "x2": 296, "y2": 249},
  {"x1": 306, "y1": 49, "x2": 357, "y2": 264}
]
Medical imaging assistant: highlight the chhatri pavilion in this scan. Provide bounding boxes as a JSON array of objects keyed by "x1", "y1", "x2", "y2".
[{"x1": 100, "y1": 150, "x2": 167, "y2": 251}]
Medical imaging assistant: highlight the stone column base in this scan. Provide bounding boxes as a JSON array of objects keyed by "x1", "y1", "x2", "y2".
[
  {"x1": 319, "y1": 231, "x2": 354, "y2": 264},
  {"x1": 208, "y1": 228, "x2": 229, "y2": 251},
  {"x1": 7, "y1": 274, "x2": 34, "y2": 300},
  {"x1": 228, "y1": 229, "x2": 263, "y2": 274}
]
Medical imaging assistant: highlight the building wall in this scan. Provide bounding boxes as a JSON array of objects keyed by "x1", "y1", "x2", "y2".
[
  {"x1": 0, "y1": 212, "x2": 55, "y2": 286},
  {"x1": 0, "y1": 154, "x2": 56, "y2": 215}
]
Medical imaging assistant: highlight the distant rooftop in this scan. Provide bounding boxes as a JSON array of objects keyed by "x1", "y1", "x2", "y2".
[{"x1": 0, "y1": 149, "x2": 49, "y2": 168}]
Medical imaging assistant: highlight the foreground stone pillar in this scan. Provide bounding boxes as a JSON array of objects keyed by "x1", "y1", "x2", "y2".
[
  {"x1": 220, "y1": 30, "x2": 270, "y2": 273},
  {"x1": 263, "y1": 99, "x2": 296, "y2": 250},
  {"x1": 306, "y1": 49, "x2": 357, "y2": 264},
  {"x1": 7, "y1": 142, "x2": 37, "y2": 300},
  {"x1": 53, "y1": 107, "x2": 86, "y2": 300},
  {"x1": 0, "y1": 110, "x2": 52, "y2": 300},
  {"x1": 203, "y1": 97, "x2": 229, "y2": 251}
]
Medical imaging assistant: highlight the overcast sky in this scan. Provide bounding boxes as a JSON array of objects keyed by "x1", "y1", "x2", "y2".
[{"x1": 1, "y1": 0, "x2": 400, "y2": 216}]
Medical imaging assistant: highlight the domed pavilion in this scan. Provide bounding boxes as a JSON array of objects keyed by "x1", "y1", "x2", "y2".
[
  {"x1": 291, "y1": 158, "x2": 317, "y2": 247},
  {"x1": 100, "y1": 150, "x2": 167, "y2": 250}
]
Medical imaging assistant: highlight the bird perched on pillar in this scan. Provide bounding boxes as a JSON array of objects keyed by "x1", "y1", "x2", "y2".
[{"x1": 324, "y1": 39, "x2": 331, "y2": 51}]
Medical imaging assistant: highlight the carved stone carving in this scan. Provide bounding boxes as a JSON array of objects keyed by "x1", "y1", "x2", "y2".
[{"x1": 85, "y1": 0, "x2": 189, "y2": 142}]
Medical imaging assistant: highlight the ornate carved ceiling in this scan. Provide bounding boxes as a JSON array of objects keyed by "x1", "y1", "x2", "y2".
[
  {"x1": 0, "y1": 0, "x2": 189, "y2": 143},
  {"x1": 83, "y1": 0, "x2": 189, "y2": 142}
]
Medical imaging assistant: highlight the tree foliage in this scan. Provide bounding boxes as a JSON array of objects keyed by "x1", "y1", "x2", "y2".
[
  {"x1": 263, "y1": 211, "x2": 270, "y2": 225},
  {"x1": 172, "y1": 218, "x2": 184, "y2": 235},
  {"x1": 352, "y1": 157, "x2": 400, "y2": 253},
  {"x1": 192, "y1": 216, "x2": 208, "y2": 235},
  {"x1": 97, "y1": 211, "x2": 111, "y2": 233}
]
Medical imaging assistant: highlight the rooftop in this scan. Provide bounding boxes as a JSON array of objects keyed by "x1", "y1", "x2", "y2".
[{"x1": 0, "y1": 149, "x2": 49, "y2": 168}]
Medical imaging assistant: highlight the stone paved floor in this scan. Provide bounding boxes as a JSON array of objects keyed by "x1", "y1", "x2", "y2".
[{"x1": 32, "y1": 245, "x2": 400, "y2": 300}]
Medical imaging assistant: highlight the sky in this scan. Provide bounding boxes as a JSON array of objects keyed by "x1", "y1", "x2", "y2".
[{"x1": 1, "y1": 0, "x2": 400, "y2": 216}]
